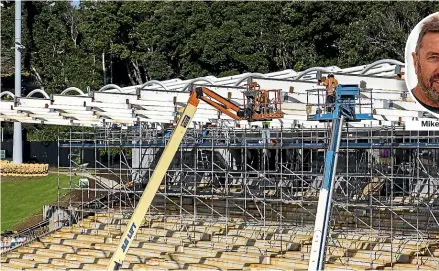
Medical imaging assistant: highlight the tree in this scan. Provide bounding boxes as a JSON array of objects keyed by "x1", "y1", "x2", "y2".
[
  {"x1": 30, "y1": 1, "x2": 100, "y2": 93},
  {"x1": 338, "y1": 2, "x2": 439, "y2": 67},
  {"x1": 3, "y1": 1, "x2": 439, "y2": 95},
  {"x1": 1, "y1": 1, "x2": 15, "y2": 76}
]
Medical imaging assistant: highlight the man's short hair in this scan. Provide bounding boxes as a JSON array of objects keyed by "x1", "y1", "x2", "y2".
[{"x1": 415, "y1": 15, "x2": 439, "y2": 55}]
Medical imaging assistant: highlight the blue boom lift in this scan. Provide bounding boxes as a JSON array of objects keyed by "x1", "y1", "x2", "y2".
[{"x1": 307, "y1": 84, "x2": 373, "y2": 271}]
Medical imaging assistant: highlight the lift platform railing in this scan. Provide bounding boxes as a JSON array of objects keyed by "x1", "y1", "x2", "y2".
[{"x1": 306, "y1": 85, "x2": 374, "y2": 122}]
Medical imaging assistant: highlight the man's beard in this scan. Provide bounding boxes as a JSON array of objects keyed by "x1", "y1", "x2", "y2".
[{"x1": 417, "y1": 63, "x2": 439, "y2": 104}]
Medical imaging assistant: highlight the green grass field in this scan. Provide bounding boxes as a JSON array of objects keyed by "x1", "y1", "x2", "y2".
[{"x1": 1, "y1": 174, "x2": 80, "y2": 232}]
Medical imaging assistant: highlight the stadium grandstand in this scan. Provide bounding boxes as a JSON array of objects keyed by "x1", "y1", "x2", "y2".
[{"x1": 1, "y1": 59, "x2": 439, "y2": 270}]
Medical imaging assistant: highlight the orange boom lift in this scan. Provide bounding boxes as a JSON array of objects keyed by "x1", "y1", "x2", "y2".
[{"x1": 107, "y1": 85, "x2": 283, "y2": 270}]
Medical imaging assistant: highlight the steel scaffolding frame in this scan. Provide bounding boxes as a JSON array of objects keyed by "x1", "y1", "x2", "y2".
[{"x1": 57, "y1": 122, "x2": 439, "y2": 266}]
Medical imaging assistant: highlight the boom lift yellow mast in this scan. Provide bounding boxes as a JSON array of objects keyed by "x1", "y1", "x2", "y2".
[{"x1": 107, "y1": 85, "x2": 283, "y2": 270}]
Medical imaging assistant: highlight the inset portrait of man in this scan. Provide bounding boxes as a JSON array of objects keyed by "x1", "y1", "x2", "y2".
[{"x1": 411, "y1": 15, "x2": 439, "y2": 114}]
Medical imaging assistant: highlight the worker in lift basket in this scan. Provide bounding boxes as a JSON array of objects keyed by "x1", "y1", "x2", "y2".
[
  {"x1": 257, "y1": 90, "x2": 269, "y2": 114},
  {"x1": 323, "y1": 73, "x2": 338, "y2": 113}
]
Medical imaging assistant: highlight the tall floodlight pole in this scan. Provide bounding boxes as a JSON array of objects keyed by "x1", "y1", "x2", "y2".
[{"x1": 13, "y1": 0, "x2": 23, "y2": 163}]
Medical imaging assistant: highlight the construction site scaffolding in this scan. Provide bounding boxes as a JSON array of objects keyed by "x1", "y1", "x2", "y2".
[{"x1": 57, "y1": 119, "x2": 439, "y2": 266}]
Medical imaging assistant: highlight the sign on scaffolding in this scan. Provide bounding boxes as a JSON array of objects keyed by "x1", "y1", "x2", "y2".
[
  {"x1": 79, "y1": 178, "x2": 90, "y2": 188},
  {"x1": 0, "y1": 150, "x2": 5, "y2": 159}
]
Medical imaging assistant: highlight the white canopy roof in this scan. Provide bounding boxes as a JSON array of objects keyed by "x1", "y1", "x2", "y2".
[{"x1": 1, "y1": 59, "x2": 437, "y2": 129}]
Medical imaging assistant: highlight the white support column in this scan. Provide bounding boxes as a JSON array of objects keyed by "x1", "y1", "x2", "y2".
[
  {"x1": 132, "y1": 147, "x2": 156, "y2": 183},
  {"x1": 13, "y1": 0, "x2": 23, "y2": 164}
]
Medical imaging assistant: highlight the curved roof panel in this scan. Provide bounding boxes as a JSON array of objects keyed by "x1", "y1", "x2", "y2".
[{"x1": 1, "y1": 59, "x2": 436, "y2": 129}]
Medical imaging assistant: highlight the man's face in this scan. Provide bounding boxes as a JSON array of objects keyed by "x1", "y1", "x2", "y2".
[{"x1": 412, "y1": 31, "x2": 439, "y2": 102}]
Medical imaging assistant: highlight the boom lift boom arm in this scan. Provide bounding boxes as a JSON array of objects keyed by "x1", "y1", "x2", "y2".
[{"x1": 107, "y1": 86, "x2": 282, "y2": 270}]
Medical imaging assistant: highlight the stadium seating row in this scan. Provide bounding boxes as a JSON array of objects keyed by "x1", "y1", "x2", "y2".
[
  {"x1": 0, "y1": 161, "x2": 49, "y2": 176},
  {"x1": 1, "y1": 211, "x2": 438, "y2": 271}
]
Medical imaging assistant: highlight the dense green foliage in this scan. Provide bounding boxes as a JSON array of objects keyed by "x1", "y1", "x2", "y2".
[
  {"x1": 2, "y1": 1, "x2": 438, "y2": 94},
  {"x1": 1, "y1": 2, "x2": 438, "y2": 139},
  {"x1": 25, "y1": 125, "x2": 93, "y2": 141},
  {"x1": 1, "y1": 174, "x2": 79, "y2": 231}
]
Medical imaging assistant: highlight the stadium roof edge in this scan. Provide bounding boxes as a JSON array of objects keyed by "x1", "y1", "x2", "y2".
[{"x1": 2, "y1": 58, "x2": 425, "y2": 129}]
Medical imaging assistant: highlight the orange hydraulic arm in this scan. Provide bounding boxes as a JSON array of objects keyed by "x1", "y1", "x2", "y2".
[
  {"x1": 194, "y1": 87, "x2": 245, "y2": 120},
  {"x1": 192, "y1": 86, "x2": 283, "y2": 122}
]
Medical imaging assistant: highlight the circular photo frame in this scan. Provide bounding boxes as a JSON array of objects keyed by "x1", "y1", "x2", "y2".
[{"x1": 405, "y1": 11, "x2": 439, "y2": 114}]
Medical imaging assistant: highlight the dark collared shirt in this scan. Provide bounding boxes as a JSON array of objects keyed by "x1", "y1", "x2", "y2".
[{"x1": 412, "y1": 88, "x2": 439, "y2": 114}]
